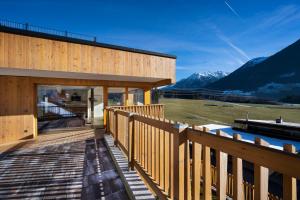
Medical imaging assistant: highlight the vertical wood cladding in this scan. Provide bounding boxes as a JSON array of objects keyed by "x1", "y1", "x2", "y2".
[
  {"x1": 0, "y1": 76, "x2": 35, "y2": 144},
  {"x1": 0, "y1": 32, "x2": 176, "y2": 83}
]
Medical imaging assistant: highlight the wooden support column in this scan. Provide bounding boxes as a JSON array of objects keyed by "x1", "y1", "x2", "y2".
[
  {"x1": 216, "y1": 130, "x2": 228, "y2": 200},
  {"x1": 144, "y1": 88, "x2": 151, "y2": 105},
  {"x1": 233, "y1": 134, "x2": 244, "y2": 200},
  {"x1": 254, "y1": 138, "x2": 269, "y2": 200},
  {"x1": 124, "y1": 87, "x2": 129, "y2": 106},
  {"x1": 33, "y1": 83, "x2": 38, "y2": 139},
  {"x1": 103, "y1": 86, "x2": 108, "y2": 127},
  {"x1": 283, "y1": 144, "x2": 297, "y2": 200}
]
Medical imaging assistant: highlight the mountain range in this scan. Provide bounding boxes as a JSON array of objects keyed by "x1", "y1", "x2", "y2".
[
  {"x1": 208, "y1": 39, "x2": 300, "y2": 91},
  {"x1": 164, "y1": 71, "x2": 228, "y2": 90},
  {"x1": 166, "y1": 38, "x2": 300, "y2": 102}
]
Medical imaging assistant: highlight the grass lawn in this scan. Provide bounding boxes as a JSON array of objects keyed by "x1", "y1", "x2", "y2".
[{"x1": 161, "y1": 98, "x2": 300, "y2": 126}]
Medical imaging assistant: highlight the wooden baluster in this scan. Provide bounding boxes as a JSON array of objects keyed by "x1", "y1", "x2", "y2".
[
  {"x1": 136, "y1": 119, "x2": 139, "y2": 163},
  {"x1": 155, "y1": 123, "x2": 160, "y2": 184},
  {"x1": 169, "y1": 121, "x2": 176, "y2": 199},
  {"x1": 152, "y1": 120, "x2": 157, "y2": 182},
  {"x1": 142, "y1": 119, "x2": 145, "y2": 168},
  {"x1": 159, "y1": 118, "x2": 165, "y2": 188},
  {"x1": 162, "y1": 121, "x2": 166, "y2": 190},
  {"x1": 148, "y1": 121, "x2": 152, "y2": 175},
  {"x1": 192, "y1": 125, "x2": 202, "y2": 200},
  {"x1": 139, "y1": 120, "x2": 142, "y2": 165},
  {"x1": 283, "y1": 144, "x2": 297, "y2": 200},
  {"x1": 122, "y1": 115, "x2": 125, "y2": 149},
  {"x1": 145, "y1": 118, "x2": 148, "y2": 172},
  {"x1": 233, "y1": 133, "x2": 244, "y2": 200},
  {"x1": 165, "y1": 119, "x2": 170, "y2": 195},
  {"x1": 202, "y1": 127, "x2": 212, "y2": 200},
  {"x1": 216, "y1": 130, "x2": 228, "y2": 200},
  {"x1": 254, "y1": 138, "x2": 269, "y2": 200},
  {"x1": 151, "y1": 117, "x2": 155, "y2": 179}
]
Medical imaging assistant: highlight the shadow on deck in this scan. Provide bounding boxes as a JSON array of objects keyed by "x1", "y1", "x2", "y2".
[{"x1": 0, "y1": 129, "x2": 129, "y2": 200}]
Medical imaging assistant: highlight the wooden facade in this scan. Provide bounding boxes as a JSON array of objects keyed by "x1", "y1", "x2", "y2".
[
  {"x1": 0, "y1": 31, "x2": 175, "y2": 83},
  {"x1": 0, "y1": 28, "x2": 176, "y2": 145}
]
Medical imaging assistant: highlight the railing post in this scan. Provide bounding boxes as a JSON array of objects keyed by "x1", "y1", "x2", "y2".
[
  {"x1": 172, "y1": 122, "x2": 189, "y2": 200},
  {"x1": 114, "y1": 111, "x2": 118, "y2": 146},
  {"x1": 254, "y1": 138, "x2": 269, "y2": 200},
  {"x1": 184, "y1": 123, "x2": 191, "y2": 200},
  {"x1": 233, "y1": 133, "x2": 244, "y2": 200},
  {"x1": 203, "y1": 127, "x2": 212, "y2": 200},
  {"x1": 283, "y1": 144, "x2": 297, "y2": 200},
  {"x1": 191, "y1": 125, "x2": 202, "y2": 200},
  {"x1": 128, "y1": 113, "x2": 135, "y2": 170},
  {"x1": 216, "y1": 130, "x2": 228, "y2": 200}
]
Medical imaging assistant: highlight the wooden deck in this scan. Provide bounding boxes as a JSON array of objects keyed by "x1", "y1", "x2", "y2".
[{"x1": 0, "y1": 129, "x2": 129, "y2": 199}]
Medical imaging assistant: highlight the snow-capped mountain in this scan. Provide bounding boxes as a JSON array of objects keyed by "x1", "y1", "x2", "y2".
[
  {"x1": 165, "y1": 71, "x2": 229, "y2": 90},
  {"x1": 240, "y1": 57, "x2": 268, "y2": 69},
  {"x1": 207, "y1": 39, "x2": 300, "y2": 102}
]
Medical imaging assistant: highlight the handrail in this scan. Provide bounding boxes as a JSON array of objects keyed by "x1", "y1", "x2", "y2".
[
  {"x1": 105, "y1": 105, "x2": 299, "y2": 200},
  {"x1": 187, "y1": 128, "x2": 300, "y2": 178},
  {"x1": 0, "y1": 19, "x2": 95, "y2": 41}
]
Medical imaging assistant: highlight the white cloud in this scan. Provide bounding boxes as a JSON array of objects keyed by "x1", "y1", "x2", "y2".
[
  {"x1": 210, "y1": 25, "x2": 250, "y2": 61},
  {"x1": 259, "y1": 5, "x2": 300, "y2": 29},
  {"x1": 224, "y1": 1, "x2": 241, "y2": 19},
  {"x1": 177, "y1": 66, "x2": 194, "y2": 71}
]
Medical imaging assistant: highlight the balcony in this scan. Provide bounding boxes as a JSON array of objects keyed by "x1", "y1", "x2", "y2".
[
  {"x1": 0, "y1": 104, "x2": 299, "y2": 199},
  {"x1": 105, "y1": 104, "x2": 300, "y2": 200}
]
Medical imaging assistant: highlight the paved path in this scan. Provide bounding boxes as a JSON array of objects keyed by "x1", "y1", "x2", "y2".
[{"x1": 0, "y1": 129, "x2": 129, "y2": 200}]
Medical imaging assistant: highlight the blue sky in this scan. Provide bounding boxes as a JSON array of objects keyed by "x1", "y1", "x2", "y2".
[{"x1": 1, "y1": 0, "x2": 300, "y2": 80}]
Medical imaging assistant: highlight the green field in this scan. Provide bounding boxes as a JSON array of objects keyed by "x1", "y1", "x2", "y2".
[{"x1": 161, "y1": 98, "x2": 300, "y2": 126}]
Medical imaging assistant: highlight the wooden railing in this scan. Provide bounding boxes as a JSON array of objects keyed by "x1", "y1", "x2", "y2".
[
  {"x1": 105, "y1": 104, "x2": 164, "y2": 140},
  {"x1": 106, "y1": 104, "x2": 164, "y2": 118},
  {"x1": 105, "y1": 105, "x2": 299, "y2": 200}
]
